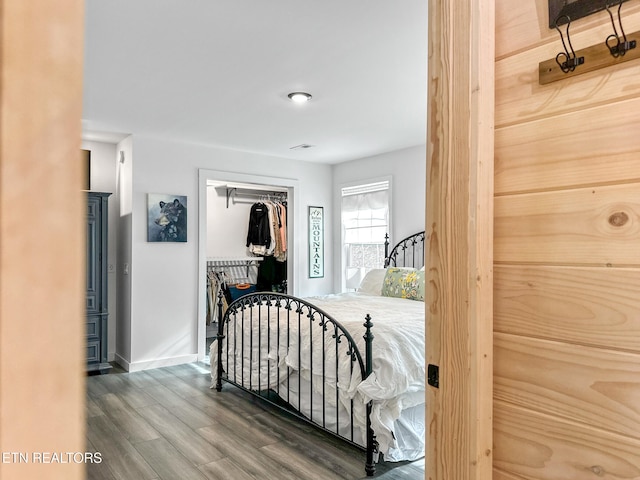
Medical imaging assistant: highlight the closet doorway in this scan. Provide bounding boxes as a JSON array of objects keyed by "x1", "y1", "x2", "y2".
[{"x1": 197, "y1": 169, "x2": 299, "y2": 362}]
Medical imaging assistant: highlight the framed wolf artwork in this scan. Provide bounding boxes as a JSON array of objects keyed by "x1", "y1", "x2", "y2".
[{"x1": 147, "y1": 193, "x2": 188, "y2": 242}]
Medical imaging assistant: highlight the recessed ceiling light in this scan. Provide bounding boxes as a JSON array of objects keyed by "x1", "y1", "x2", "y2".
[{"x1": 287, "y1": 92, "x2": 312, "y2": 103}]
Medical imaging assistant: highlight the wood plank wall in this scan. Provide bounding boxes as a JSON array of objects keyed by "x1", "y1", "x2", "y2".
[
  {"x1": 494, "y1": 1, "x2": 640, "y2": 479},
  {"x1": 0, "y1": 2, "x2": 86, "y2": 479}
]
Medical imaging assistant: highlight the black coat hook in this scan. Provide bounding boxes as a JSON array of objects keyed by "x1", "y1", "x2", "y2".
[
  {"x1": 605, "y1": 0, "x2": 636, "y2": 57},
  {"x1": 554, "y1": 14, "x2": 585, "y2": 73}
]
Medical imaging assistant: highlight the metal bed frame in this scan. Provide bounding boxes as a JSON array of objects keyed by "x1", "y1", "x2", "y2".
[
  {"x1": 384, "y1": 231, "x2": 426, "y2": 269},
  {"x1": 214, "y1": 231, "x2": 425, "y2": 476}
]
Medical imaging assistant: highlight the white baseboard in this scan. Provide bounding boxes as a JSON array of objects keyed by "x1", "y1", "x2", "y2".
[
  {"x1": 125, "y1": 354, "x2": 199, "y2": 372},
  {"x1": 113, "y1": 353, "x2": 131, "y2": 371}
]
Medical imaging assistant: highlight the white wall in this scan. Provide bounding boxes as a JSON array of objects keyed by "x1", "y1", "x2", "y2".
[
  {"x1": 116, "y1": 136, "x2": 133, "y2": 365},
  {"x1": 126, "y1": 135, "x2": 333, "y2": 370},
  {"x1": 206, "y1": 182, "x2": 288, "y2": 260},
  {"x1": 206, "y1": 185, "x2": 254, "y2": 259},
  {"x1": 331, "y1": 145, "x2": 426, "y2": 289},
  {"x1": 81, "y1": 139, "x2": 119, "y2": 362}
]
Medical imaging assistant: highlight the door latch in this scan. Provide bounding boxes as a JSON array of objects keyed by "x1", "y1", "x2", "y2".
[{"x1": 428, "y1": 364, "x2": 439, "y2": 388}]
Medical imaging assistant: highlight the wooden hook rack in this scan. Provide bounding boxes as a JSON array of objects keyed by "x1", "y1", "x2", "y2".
[{"x1": 539, "y1": 29, "x2": 640, "y2": 84}]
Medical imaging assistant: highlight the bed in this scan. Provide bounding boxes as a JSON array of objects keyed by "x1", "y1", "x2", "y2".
[{"x1": 210, "y1": 231, "x2": 426, "y2": 476}]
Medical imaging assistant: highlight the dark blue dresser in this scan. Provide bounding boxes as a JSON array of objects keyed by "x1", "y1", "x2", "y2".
[{"x1": 86, "y1": 192, "x2": 111, "y2": 373}]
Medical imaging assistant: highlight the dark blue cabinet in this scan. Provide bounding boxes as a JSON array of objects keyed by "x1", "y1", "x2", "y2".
[{"x1": 86, "y1": 192, "x2": 111, "y2": 373}]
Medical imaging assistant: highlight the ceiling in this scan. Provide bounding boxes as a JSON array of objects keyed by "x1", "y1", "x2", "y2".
[{"x1": 82, "y1": 1, "x2": 428, "y2": 164}]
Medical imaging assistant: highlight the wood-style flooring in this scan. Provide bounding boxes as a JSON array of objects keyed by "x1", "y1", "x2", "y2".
[{"x1": 85, "y1": 362, "x2": 425, "y2": 480}]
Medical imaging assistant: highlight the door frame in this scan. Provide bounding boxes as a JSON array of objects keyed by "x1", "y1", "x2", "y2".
[
  {"x1": 426, "y1": 1, "x2": 495, "y2": 479},
  {"x1": 0, "y1": 1, "x2": 86, "y2": 478}
]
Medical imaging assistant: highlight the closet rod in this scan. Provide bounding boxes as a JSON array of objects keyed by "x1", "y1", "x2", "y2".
[{"x1": 225, "y1": 187, "x2": 287, "y2": 208}]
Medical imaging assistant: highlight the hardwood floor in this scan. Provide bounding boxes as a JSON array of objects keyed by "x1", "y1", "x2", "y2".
[{"x1": 85, "y1": 362, "x2": 425, "y2": 480}]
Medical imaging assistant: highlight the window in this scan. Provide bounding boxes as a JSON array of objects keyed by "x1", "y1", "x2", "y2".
[{"x1": 341, "y1": 180, "x2": 390, "y2": 290}]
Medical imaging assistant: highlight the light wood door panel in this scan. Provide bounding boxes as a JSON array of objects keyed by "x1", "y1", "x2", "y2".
[
  {"x1": 496, "y1": 9, "x2": 640, "y2": 128},
  {"x1": 495, "y1": 0, "x2": 550, "y2": 59},
  {"x1": 495, "y1": 0, "x2": 640, "y2": 59},
  {"x1": 495, "y1": 1, "x2": 640, "y2": 479},
  {"x1": 494, "y1": 333, "x2": 640, "y2": 440},
  {"x1": 494, "y1": 265, "x2": 640, "y2": 352},
  {"x1": 495, "y1": 97, "x2": 640, "y2": 195},
  {"x1": 494, "y1": 184, "x2": 640, "y2": 265},
  {"x1": 494, "y1": 401, "x2": 640, "y2": 480},
  {"x1": 493, "y1": 469, "x2": 529, "y2": 480},
  {"x1": 0, "y1": 0, "x2": 85, "y2": 478}
]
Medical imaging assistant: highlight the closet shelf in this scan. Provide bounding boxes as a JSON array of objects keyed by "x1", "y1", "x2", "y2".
[
  {"x1": 207, "y1": 256, "x2": 263, "y2": 263},
  {"x1": 207, "y1": 257, "x2": 263, "y2": 276},
  {"x1": 218, "y1": 183, "x2": 288, "y2": 208}
]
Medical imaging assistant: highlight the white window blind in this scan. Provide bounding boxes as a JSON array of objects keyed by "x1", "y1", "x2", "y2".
[{"x1": 341, "y1": 180, "x2": 390, "y2": 290}]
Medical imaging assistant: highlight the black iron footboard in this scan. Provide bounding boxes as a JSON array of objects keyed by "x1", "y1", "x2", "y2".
[{"x1": 214, "y1": 291, "x2": 378, "y2": 476}]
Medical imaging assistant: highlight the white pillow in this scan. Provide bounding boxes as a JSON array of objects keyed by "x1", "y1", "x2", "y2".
[{"x1": 357, "y1": 268, "x2": 387, "y2": 296}]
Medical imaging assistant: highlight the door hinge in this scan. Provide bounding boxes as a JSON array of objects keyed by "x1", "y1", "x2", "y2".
[{"x1": 428, "y1": 364, "x2": 439, "y2": 388}]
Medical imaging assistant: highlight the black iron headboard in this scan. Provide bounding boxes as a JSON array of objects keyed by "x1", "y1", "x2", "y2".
[{"x1": 383, "y1": 231, "x2": 425, "y2": 269}]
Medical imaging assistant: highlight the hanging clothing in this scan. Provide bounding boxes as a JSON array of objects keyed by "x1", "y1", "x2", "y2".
[
  {"x1": 206, "y1": 270, "x2": 230, "y2": 325},
  {"x1": 275, "y1": 202, "x2": 287, "y2": 262},
  {"x1": 247, "y1": 202, "x2": 271, "y2": 255},
  {"x1": 246, "y1": 200, "x2": 288, "y2": 259},
  {"x1": 267, "y1": 202, "x2": 282, "y2": 259},
  {"x1": 257, "y1": 256, "x2": 287, "y2": 292},
  {"x1": 244, "y1": 197, "x2": 288, "y2": 292},
  {"x1": 265, "y1": 202, "x2": 277, "y2": 256}
]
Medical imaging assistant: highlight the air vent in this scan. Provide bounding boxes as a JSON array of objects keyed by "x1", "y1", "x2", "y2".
[{"x1": 289, "y1": 144, "x2": 315, "y2": 150}]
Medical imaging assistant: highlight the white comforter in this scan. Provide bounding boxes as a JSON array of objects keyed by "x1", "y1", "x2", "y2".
[{"x1": 210, "y1": 292, "x2": 425, "y2": 461}]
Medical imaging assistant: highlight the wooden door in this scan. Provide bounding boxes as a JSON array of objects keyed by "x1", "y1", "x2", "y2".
[{"x1": 493, "y1": 1, "x2": 640, "y2": 478}]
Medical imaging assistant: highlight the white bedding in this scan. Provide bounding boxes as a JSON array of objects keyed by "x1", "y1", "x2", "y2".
[
  {"x1": 281, "y1": 361, "x2": 425, "y2": 462},
  {"x1": 210, "y1": 292, "x2": 425, "y2": 462}
]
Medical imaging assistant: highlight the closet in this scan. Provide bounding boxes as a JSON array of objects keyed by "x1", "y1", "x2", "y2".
[{"x1": 205, "y1": 182, "x2": 289, "y2": 338}]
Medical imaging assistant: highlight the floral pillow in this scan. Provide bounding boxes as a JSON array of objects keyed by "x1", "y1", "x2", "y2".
[{"x1": 381, "y1": 267, "x2": 425, "y2": 301}]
